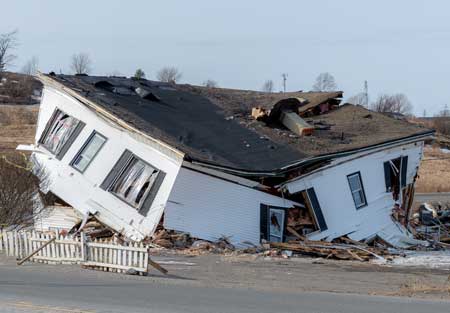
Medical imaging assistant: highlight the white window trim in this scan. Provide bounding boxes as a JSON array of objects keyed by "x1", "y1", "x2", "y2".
[{"x1": 70, "y1": 131, "x2": 107, "y2": 173}]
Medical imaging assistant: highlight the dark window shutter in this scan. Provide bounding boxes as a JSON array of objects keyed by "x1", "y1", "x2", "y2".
[
  {"x1": 307, "y1": 188, "x2": 328, "y2": 231},
  {"x1": 383, "y1": 161, "x2": 392, "y2": 192},
  {"x1": 260, "y1": 204, "x2": 269, "y2": 241},
  {"x1": 100, "y1": 150, "x2": 133, "y2": 190},
  {"x1": 139, "y1": 171, "x2": 166, "y2": 216},
  {"x1": 400, "y1": 156, "x2": 408, "y2": 187},
  {"x1": 56, "y1": 121, "x2": 85, "y2": 160},
  {"x1": 39, "y1": 109, "x2": 59, "y2": 144}
]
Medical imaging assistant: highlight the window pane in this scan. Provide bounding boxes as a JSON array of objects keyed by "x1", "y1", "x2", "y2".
[
  {"x1": 352, "y1": 190, "x2": 363, "y2": 206},
  {"x1": 42, "y1": 110, "x2": 80, "y2": 155},
  {"x1": 73, "y1": 155, "x2": 90, "y2": 170},
  {"x1": 111, "y1": 157, "x2": 159, "y2": 208},
  {"x1": 81, "y1": 134, "x2": 105, "y2": 161},
  {"x1": 72, "y1": 133, "x2": 106, "y2": 172},
  {"x1": 358, "y1": 190, "x2": 366, "y2": 205},
  {"x1": 348, "y1": 173, "x2": 366, "y2": 208},
  {"x1": 348, "y1": 175, "x2": 361, "y2": 191}
]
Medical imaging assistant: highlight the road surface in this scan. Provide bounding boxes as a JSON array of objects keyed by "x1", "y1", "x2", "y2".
[
  {"x1": 415, "y1": 192, "x2": 450, "y2": 204},
  {"x1": 0, "y1": 259, "x2": 449, "y2": 312}
]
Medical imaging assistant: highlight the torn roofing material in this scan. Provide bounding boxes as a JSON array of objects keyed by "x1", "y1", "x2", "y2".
[
  {"x1": 45, "y1": 74, "x2": 433, "y2": 173},
  {"x1": 47, "y1": 75, "x2": 307, "y2": 171}
]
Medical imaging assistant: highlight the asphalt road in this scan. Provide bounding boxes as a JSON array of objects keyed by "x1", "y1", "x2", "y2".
[
  {"x1": 415, "y1": 192, "x2": 450, "y2": 204},
  {"x1": 0, "y1": 262, "x2": 449, "y2": 313}
]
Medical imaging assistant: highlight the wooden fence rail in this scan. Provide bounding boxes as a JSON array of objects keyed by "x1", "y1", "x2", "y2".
[{"x1": 0, "y1": 230, "x2": 150, "y2": 274}]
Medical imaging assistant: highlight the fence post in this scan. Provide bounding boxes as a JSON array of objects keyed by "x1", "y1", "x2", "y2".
[
  {"x1": 80, "y1": 232, "x2": 86, "y2": 262},
  {"x1": 2, "y1": 230, "x2": 7, "y2": 256}
]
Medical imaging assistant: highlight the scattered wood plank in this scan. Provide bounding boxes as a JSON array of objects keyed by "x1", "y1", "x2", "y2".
[
  {"x1": 17, "y1": 237, "x2": 56, "y2": 265},
  {"x1": 148, "y1": 255, "x2": 168, "y2": 275}
]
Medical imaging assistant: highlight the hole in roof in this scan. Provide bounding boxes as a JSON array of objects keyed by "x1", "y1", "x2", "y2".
[
  {"x1": 94, "y1": 80, "x2": 114, "y2": 91},
  {"x1": 135, "y1": 87, "x2": 161, "y2": 102}
]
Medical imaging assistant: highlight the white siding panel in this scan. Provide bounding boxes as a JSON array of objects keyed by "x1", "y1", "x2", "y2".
[
  {"x1": 286, "y1": 142, "x2": 424, "y2": 242},
  {"x1": 33, "y1": 86, "x2": 183, "y2": 241},
  {"x1": 165, "y1": 168, "x2": 299, "y2": 246},
  {"x1": 34, "y1": 206, "x2": 81, "y2": 232}
]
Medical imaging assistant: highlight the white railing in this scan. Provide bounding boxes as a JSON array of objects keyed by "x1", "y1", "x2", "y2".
[{"x1": 1, "y1": 230, "x2": 150, "y2": 273}]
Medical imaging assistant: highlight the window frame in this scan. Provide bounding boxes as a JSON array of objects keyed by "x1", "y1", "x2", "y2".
[
  {"x1": 70, "y1": 131, "x2": 107, "y2": 173},
  {"x1": 102, "y1": 151, "x2": 163, "y2": 211},
  {"x1": 38, "y1": 108, "x2": 85, "y2": 160},
  {"x1": 347, "y1": 171, "x2": 367, "y2": 209}
]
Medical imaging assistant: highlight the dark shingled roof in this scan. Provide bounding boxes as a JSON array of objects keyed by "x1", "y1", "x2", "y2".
[{"x1": 47, "y1": 75, "x2": 432, "y2": 172}]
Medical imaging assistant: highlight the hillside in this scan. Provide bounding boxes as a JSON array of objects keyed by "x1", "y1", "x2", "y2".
[
  {"x1": 0, "y1": 72, "x2": 41, "y2": 157},
  {"x1": 0, "y1": 104, "x2": 39, "y2": 154}
]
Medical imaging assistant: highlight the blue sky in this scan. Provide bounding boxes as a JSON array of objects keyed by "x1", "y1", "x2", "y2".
[{"x1": 2, "y1": 0, "x2": 450, "y2": 115}]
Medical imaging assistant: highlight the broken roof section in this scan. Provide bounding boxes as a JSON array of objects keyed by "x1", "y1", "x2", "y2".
[{"x1": 45, "y1": 74, "x2": 433, "y2": 173}]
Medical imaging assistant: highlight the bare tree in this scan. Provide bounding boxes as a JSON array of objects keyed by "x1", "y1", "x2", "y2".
[
  {"x1": 432, "y1": 105, "x2": 450, "y2": 135},
  {"x1": 371, "y1": 93, "x2": 413, "y2": 115},
  {"x1": 70, "y1": 53, "x2": 92, "y2": 74},
  {"x1": 21, "y1": 56, "x2": 39, "y2": 76},
  {"x1": 0, "y1": 154, "x2": 49, "y2": 227},
  {"x1": 0, "y1": 30, "x2": 18, "y2": 76},
  {"x1": 203, "y1": 79, "x2": 218, "y2": 88},
  {"x1": 262, "y1": 80, "x2": 274, "y2": 93},
  {"x1": 157, "y1": 66, "x2": 182, "y2": 83},
  {"x1": 312, "y1": 72, "x2": 337, "y2": 92},
  {"x1": 134, "y1": 68, "x2": 146, "y2": 80},
  {"x1": 347, "y1": 93, "x2": 367, "y2": 106}
]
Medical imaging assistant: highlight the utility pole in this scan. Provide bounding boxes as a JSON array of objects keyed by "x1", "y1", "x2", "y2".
[
  {"x1": 363, "y1": 80, "x2": 369, "y2": 108},
  {"x1": 282, "y1": 73, "x2": 288, "y2": 92}
]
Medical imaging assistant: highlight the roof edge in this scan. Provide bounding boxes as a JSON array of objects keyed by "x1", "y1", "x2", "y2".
[
  {"x1": 188, "y1": 129, "x2": 435, "y2": 177},
  {"x1": 37, "y1": 73, "x2": 186, "y2": 162}
]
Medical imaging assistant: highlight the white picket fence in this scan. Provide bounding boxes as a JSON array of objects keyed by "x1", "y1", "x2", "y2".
[{"x1": 0, "y1": 230, "x2": 150, "y2": 273}]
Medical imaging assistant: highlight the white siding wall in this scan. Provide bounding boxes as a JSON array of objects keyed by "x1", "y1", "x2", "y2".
[
  {"x1": 33, "y1": 86, "x2": 183, "y2": 240},
  {"x1": 34, "y1": 206, "x2": 81, "y2": 232},
  {"x1": 284, "y1": 142, "x2": 424, "y2": 241},
  {"x1": 164, "y1": 168, "x2": 299, "y2": 246}
]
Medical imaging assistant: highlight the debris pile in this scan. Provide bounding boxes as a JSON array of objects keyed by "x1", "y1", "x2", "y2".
[
  {"x1": 269, "y1": 237, "x2": 391, "y2": 262},
  {"x1": 148, "y1": 229, "x2": 235, "y2": 254},
  {"x1": 68, "y1": 215, "x2": 115, "y2": 240},
  {"x1": 412, "y1": 202, "x2": 450, "y2": 244}
]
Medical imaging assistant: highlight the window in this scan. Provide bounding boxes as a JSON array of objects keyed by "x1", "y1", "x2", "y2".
[
  {"x1": 71, "y1": 132, "x2": 106, "y2": 172},
  {"x1": 347, "y1": 172, "x2": 367, "y2": 209},
  {"x1": 100, "y1": 150, "x2": 166, "y2": 214},
  {"x1": 39, "y1": 109, "x2": 85, "y2": 159}
]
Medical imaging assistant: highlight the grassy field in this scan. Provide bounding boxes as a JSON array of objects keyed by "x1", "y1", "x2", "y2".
[
  {"x1": 0, "y1": 104, "x2": 38, "y2": 155},
  {"x1": 416, "y1": 146, "x2": 450, "y2": 193}
]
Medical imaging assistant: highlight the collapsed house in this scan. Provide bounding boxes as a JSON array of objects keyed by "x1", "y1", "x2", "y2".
[{"x1": 26, "y1": 73, "x2": 434, "y2": 248}]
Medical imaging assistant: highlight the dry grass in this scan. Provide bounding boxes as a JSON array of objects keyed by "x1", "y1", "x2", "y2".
[
  {"x1": 0, "y1": 105, "x2": 38, "y2": 153},
  {"x1": 393, "y1": 278, "x2": 450, "y2": 297},
  {"x1": 416, "y1": 146, "x2": 450, "y2": 193}
]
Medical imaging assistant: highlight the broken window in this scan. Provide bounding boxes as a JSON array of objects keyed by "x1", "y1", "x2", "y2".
[
  {"x1": 261, "y1": 188, "x2": 327, "y2": 242},
  {"x1": 347, "y1": 172, "x2": 367, "y2": 209},
  {"x1": 39, "y1": 109, "x2": 85, "y2": 159},
  {"x1": 71, "y1": 131, "x2": 106, "y2": 172},
  {"x1": 383, "y1": 156, "x2": 408, "y2": 201},
  {"x1": 100, "y1": 150, "x2": 166, "y2": 214}
]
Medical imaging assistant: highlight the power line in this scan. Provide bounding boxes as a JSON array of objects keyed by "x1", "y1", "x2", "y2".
[{"x1": 281, "y1": 73, "x2": 288, "y2": 92}]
